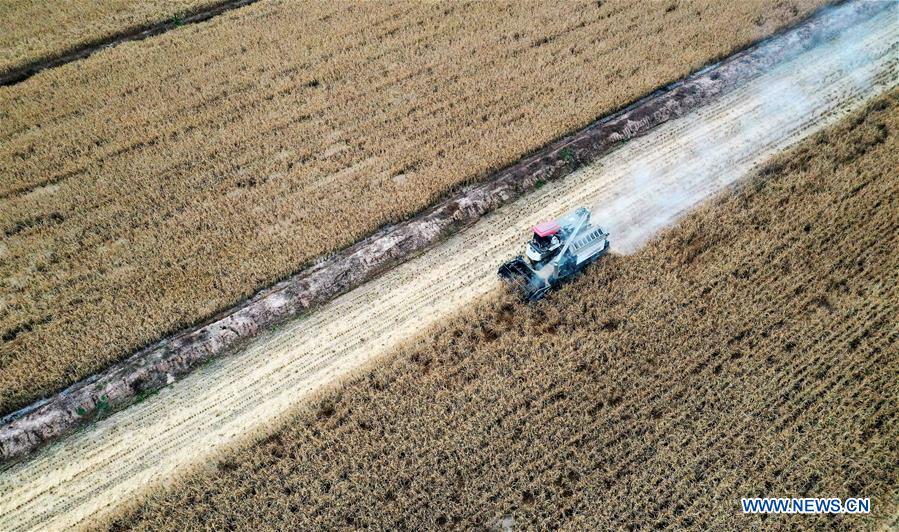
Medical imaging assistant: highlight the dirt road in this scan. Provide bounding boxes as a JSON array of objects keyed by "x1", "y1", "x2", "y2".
[{"x1": 1, "y1": 9, "x2": 896, "y2": 530}]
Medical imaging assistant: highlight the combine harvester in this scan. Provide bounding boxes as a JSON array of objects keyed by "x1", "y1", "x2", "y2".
[{"x1": 499, "y1": 207, "x2": 609, "y2": 301}]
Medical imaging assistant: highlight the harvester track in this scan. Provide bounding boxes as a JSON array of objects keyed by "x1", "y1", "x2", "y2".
[{"x1": 1, "y1": 6, "x2": 896, "y2": 531}]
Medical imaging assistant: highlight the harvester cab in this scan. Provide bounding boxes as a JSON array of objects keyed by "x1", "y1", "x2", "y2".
[
  {"x1": 498, "y1": 207, "x2": 609, "y2": 301},
  {"x1": 526, "y1": 220, "x2": 563, "y2": 263}
]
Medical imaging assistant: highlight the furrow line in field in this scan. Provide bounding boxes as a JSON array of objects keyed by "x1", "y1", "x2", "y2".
[{"x1": 0, "y1": 0, "x2": 267, "y2": 86}]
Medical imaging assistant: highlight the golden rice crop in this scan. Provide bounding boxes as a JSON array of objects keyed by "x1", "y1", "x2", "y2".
[
  {"x1": 102, "y1": 92, "x2": 898, "y2": 530},
  {"x1": 0, "y1": 0, "x2": 827, "y2": 414},
  {"x1": 0, "y1": 0, "x2": 219, "y2": 75}
]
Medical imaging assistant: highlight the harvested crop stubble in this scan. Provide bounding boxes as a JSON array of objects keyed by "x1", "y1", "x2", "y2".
[
  {"x1": 105, "y1": 93, "x2": 899, "y2": 530},
  {"x1": 0, "y1": 0, "x2": 828, "y2": 414},
  {"x1": 0, "y1": 0, "x2": 220, "y2": 75}
]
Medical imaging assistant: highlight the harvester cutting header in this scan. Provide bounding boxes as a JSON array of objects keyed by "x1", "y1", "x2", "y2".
[{"x1": 499, "y1": 207, "x2": 610, "y2": 301}]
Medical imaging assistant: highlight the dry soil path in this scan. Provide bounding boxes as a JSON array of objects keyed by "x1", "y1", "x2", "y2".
[{"x1": 1, "y1": 9, "x2": 896, "y2": 531}]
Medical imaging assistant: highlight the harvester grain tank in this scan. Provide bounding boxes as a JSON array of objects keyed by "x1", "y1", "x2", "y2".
[{"x1": 498, "y1": 207, "x2": 609, "y2": 301}]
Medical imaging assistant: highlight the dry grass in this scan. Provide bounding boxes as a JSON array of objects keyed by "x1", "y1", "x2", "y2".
[
  {"x1": 0, "y1": 0, "x2": 219, "y2": 74},
  {"x1": 0, "y1": 0, "x2": 828, "y2": 414},
  {"x1": 103, "y1": 93, "x2": 898, "y2": 530}
]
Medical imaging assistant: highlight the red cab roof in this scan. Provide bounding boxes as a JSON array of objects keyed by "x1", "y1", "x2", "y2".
[{"x1": 532, "y1": 220, "x2": 560, "y2": 237}]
